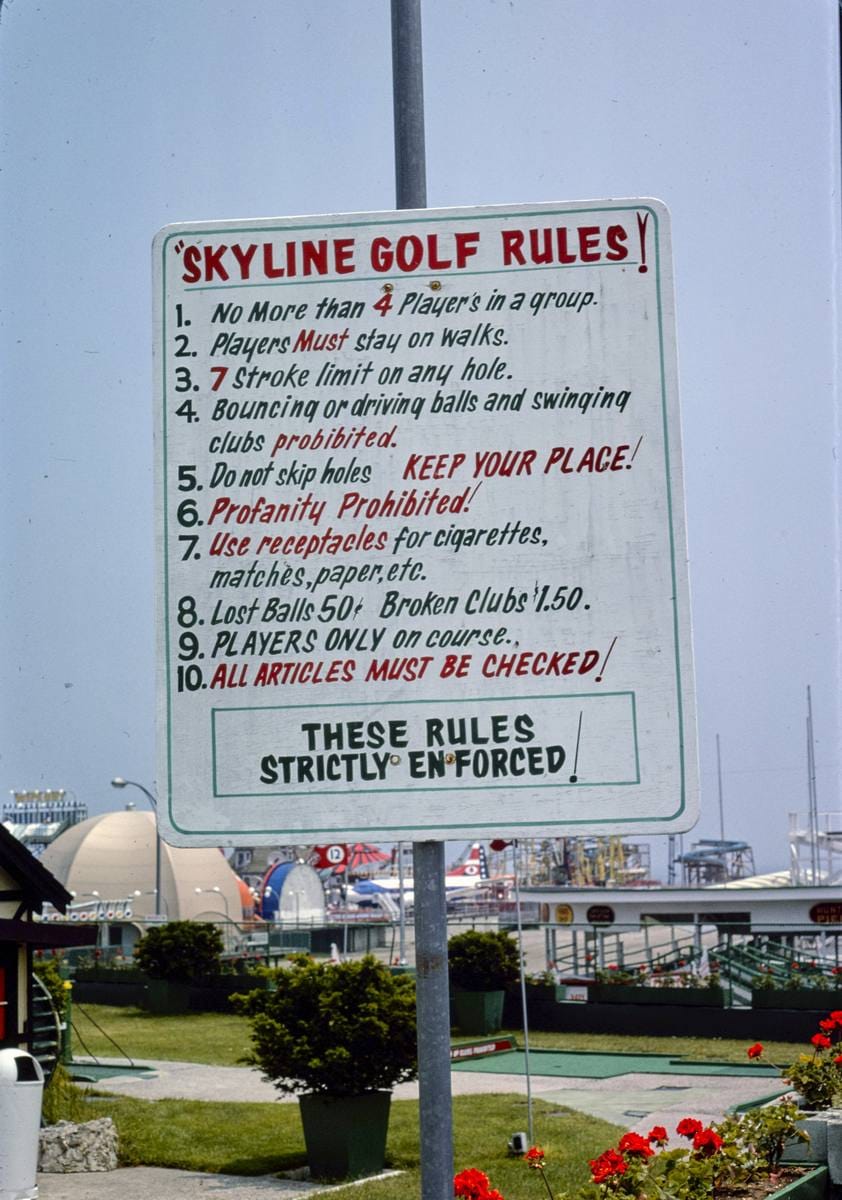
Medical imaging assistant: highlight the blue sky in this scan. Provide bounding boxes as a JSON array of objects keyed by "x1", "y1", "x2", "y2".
[{"x1": 1, "y1": 0, "x2": 839, "y2": 874}]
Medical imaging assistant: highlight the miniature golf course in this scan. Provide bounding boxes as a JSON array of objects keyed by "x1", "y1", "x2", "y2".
[{"x1": 451, "y1": 1045, "x2": 781, "y2": 1079}]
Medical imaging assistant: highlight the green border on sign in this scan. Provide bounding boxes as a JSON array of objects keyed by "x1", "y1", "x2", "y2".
[{"x1": 158, "y1": 202, "x2": 687, "y2": 836}]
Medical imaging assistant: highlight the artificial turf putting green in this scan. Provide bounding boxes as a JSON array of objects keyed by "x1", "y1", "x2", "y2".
[{"x1": 451, "y1": 1047, "x2": 780, "y2": 1078}]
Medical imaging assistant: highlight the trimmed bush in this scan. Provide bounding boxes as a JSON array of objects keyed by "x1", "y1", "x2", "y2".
[
  {"x1": 234, "y1": 954, "x2": 417, "y2": 1097},
  {"x1": 447, "y1": 930, "x2": 520, "y2": 993},
  {"x1": 134, "y1": 921, "x2": 223, "y2": 984}
]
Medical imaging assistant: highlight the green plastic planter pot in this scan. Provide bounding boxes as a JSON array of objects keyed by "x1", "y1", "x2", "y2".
[
  {"x1": 752, "y1": 990, "x2": 834, "y2": 1011},
  {"x1": 768, "y1": 1165, "x2": 828, "y2": 1198},
  {"x1": 143, "y1": 978, "x2": 191, "y2": 1014},
  {"x1": 451, "y1": 989, "x2": 505, "y2": 1035},
  {"x1": 298, "y1": 1091, "x2": 391, "y2": 1179},
  {"x1": 522, "y1": 982, "x2": 565, "y2": 1002}
]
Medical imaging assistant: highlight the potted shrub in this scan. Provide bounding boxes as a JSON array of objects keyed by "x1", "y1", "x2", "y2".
[
  {"x1": 752, "y1": 964, "x2": 832, "y2": 1011},
  {"x1": 134, "y1": 921, "x2": 224, "y2": 1013},
  {"x1": 522, "y1": 970, "x2": 565, "y2": 1003},
  {"x1": 234, "y1": 954, "x2": 416, "y2": 1179},
  {"x1": 448, "y1": 929, "x2": 519, "y2": 1035}
]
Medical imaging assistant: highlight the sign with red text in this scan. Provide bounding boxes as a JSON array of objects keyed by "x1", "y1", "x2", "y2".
[{"x1": 154, "y1": 200, "x2": 698, "y2": 845}]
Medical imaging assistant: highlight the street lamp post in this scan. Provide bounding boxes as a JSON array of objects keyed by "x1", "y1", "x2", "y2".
[
  {"x1": 195, "y1": 887, "x2": 234, "y2": 951},
  {"x1": 194, "y1": 886, "x2": 230, "y2": 919},
  {"x1": 131, "y1": 888, "x2": 165, "y2": 916},
  {"x1": 111, "y1": 777, "x2": 162, "y2": 919}
]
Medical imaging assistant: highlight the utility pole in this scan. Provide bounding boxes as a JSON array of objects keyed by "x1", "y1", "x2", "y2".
[
  {"x1": 391, "y1": 4, "x2": 454, "y2": 1194},
  {"x1": 716, "y1": 733, "x2": 725, "y2": 842}
]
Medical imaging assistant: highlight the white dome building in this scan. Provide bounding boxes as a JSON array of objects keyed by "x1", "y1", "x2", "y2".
[{"x1": 40, "y1": 809, "x2": 244, "y2": 927}]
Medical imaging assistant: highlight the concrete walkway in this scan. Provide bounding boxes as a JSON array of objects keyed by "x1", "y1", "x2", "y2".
[{"x1": 37, "y1": 1057, "x2": 779, "y2": 1199}]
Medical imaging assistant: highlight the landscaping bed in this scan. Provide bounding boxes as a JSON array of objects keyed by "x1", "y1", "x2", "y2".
[
  {"x1": 501, "y1": 991, "x2": 831, "y2": 1040},
  {"x1": 720, "y1": 1165, "x2": 826, "y2": 1199}
]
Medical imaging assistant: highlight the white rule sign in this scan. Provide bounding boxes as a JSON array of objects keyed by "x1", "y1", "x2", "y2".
[{"x1": 153, "y1": 199, "x2": 698, "y2": 845}]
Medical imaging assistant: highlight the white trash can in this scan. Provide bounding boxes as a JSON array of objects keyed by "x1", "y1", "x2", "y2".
[{"x1": 0, "y1": 1048, "x2": 44, "y2": 1200}]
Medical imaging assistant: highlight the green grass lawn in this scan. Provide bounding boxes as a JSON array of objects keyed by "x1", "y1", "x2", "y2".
[
  {"x1": 70, "y1": 1004, "x2": 252, "y2": 1066},
  {"x1": 70, "y1": 1001, "x2": 808, "y2": 1068},
  {"x1": 57, "y1": 1086, "x2": 624, "y2": 1197},
  {"x1": 59, "y1": 1005, "x2": 804, "y2": 1193}
]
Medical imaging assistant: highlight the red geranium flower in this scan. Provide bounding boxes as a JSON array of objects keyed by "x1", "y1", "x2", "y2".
[
  {"x1": 618, "y1": 1132, "x2": 653, "y2": 1158},
  {"x1": 820, "y1": 1019, "x2": 836, "y2": 1032},
  {"x1": 831, "y1": 1009, "x2": 842, "y2": 1019},
  {"x1": 693, "y1": 1128, "x2": 724, "y2": 1156},
  {"x1": 525, "y1": 1146, "x2": 545, "y2": 1168},
  {"x1": 747, "y1": 1042, "x2": 764, "y2": 1059},
  {"x1": 676, "y1": 1118, "x2": 704, "y2": 1139},
  {"x1": 812, "y1": 1034, "x2": 832, "y2": 1050},
  {"x1": 589, "y1": 1150, "x2": 627, "y2": 1183},
  {"x1": 454, "y1": 1168, "x2": 490, "y2": 1198},
  {"x1": 648, "y1": 1125, "x2": 668, "y2": 1145},
  {"x1": 834, "y1": 1055, "x2": 842, "y2": 1066}
]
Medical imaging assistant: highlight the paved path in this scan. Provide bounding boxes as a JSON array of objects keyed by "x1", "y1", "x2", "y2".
[
  {"x1": 37, "y1": 1057, "x2": 779, "y2": 1199},
  {"x1": 68, "y1": 1055, "x2": 779, "y2": 1127}
]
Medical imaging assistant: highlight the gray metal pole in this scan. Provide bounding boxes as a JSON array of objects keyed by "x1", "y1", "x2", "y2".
[
  {"x1": 391, "y1": 0, "x2": 427, "y2": 210},
  {"x1": 716, "y1": 733, "x2": 725, "y2": 843},
  {"x1": 391, "y1": 6, "x2": 452, "y2": 1192},
  {"x1": 397, "y1": 841, "x2": 407, "y2": 964},
  {"x1": 112, "y1": 778, "x2": 163, "y2": 918},
  {"x1": 513, "y1": 842, "x2": 534, "y2": 1145},
  {"x1": 413, "y1": 841, "x2": 453, "y2": 1196},
  {"x1": 807, "y1": 686, "x2": 820, "y2": 885}
]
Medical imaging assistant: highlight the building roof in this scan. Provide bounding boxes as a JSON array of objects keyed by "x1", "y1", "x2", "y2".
[
  {"x1": 40, "y1": 809, "x2": 244, "y2": 921},
  {"x1": 0, "y1": 821, "x2": 72, "y2": 912},
  {"x1": 0, "y1": 918, "x2": 96, "y2": 947}
]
